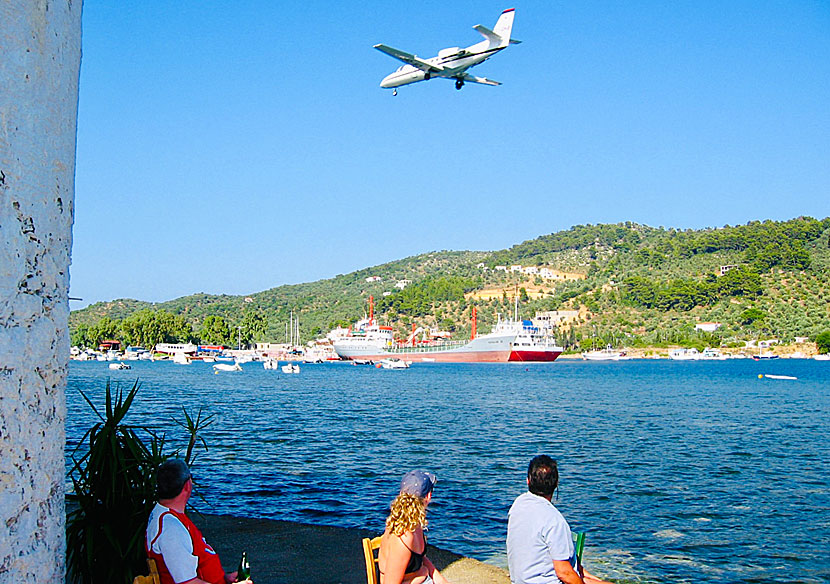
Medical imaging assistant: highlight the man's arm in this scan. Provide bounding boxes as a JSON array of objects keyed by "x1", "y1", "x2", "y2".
[{"x1": 553, "y1": 559, "x2": 584, "y2": 584}]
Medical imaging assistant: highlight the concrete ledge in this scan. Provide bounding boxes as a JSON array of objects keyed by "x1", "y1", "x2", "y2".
[{"x1": 191, "y1": 513, "x2": 510, "y2": 584}]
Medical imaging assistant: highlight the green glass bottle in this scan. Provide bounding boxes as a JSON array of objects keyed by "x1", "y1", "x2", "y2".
[{"x1": 236, "y1": 551, "x2": 250, "y2": 581}]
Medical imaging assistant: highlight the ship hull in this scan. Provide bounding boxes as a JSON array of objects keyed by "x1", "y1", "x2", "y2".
[
  {"x1": 333, "y1": 319, "x2": 563, "y2": 363},
  {"x1": 509, "y1": 350, "x2": 562, "y2": 362},
  {"x1": 339, "y1": 349, "x2": 513, "y2": 363}
]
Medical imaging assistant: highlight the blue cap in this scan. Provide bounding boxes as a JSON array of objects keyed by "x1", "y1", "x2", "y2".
[{"x1": 400, "y1": 470, "x2": 437, "y2": 498}]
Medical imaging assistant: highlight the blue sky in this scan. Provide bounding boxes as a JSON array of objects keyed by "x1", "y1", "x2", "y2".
[{"x1": 71, "y1": 1, "x2": 830, "y2": 307}]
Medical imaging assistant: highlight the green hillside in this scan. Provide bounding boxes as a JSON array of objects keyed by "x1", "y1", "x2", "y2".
[{"x1": 70, "y1": 217, "x2": 830, "y2": 351}]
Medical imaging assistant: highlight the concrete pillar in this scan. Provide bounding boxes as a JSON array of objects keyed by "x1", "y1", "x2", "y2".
[{"x1": 0, "y1": 1, "x2": 82, "y2": 581}]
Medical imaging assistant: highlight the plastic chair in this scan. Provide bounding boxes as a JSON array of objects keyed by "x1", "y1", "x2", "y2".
[
  {"x1": 362, "y1": 536, "x2": 382, "y2": 584},
  {"x1": 132, "y1": 558, "x2": 160, "y2": 584}
]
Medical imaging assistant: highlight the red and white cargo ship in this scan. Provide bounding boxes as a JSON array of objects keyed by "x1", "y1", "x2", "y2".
[{"x1": 331, "y1": 298, "x2": 562, "y2": 363}]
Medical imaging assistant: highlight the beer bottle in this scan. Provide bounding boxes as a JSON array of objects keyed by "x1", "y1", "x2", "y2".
[{"x1": 237, "y1": 551, "x2": 250, "y2": 581}]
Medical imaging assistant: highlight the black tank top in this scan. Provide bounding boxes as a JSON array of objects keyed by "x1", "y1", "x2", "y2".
[{"x1": 401, "y1": 532, "x2": 427, "y2": 574}]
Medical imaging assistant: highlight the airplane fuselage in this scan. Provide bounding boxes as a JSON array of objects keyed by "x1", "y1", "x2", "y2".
[
  {"x1": 375, "y1": 8, "x2": 518, "y2": 92},
  {"x1": 380, "y1": 41, "x2": 503, "y2": 89}
]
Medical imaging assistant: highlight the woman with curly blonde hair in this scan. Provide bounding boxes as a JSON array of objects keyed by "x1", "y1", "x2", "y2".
[{"x1": 378, "y1": 470, "x2": 450, "y2": 584}]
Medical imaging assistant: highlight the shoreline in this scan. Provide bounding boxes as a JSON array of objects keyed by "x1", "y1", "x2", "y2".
[{"x1": 155, "y1": 513, "x2": 509, "y2": 584}]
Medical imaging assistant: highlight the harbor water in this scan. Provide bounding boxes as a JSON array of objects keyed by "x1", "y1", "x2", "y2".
[{"x1": 67, "y1": 359, "x2": 830, "y2": 583}]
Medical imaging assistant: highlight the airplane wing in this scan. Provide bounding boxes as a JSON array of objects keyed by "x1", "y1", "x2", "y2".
[
  {"x1": 461, "y1": 73, "x2": 501, "y2": 86},
  {"x1": 373, "y1": 44, "x2": 444, "y2": 72}
]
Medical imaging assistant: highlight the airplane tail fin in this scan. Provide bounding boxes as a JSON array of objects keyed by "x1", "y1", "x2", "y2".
[{"x1": 493, "y1": 8, "x2": 516, "y2": 47}]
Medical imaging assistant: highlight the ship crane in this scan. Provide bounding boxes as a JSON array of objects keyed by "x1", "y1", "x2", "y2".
[{"x1": 406, "y1": 326, "x2": 426, "y2": 346}]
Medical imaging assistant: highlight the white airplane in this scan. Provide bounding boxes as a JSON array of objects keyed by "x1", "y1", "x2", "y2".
[{"x1": 374, "y1": 8, "x2": 521, "y2": 95}]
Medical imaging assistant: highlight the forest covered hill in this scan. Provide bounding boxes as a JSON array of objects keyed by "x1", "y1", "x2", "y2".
[{"x1": 70, "y1": 217, "x2": 830, "y2": 351}]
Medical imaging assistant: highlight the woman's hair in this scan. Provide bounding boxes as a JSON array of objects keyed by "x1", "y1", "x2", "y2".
[{"x1": 385, "y1": 492, "x2": 428, "y2": 536}]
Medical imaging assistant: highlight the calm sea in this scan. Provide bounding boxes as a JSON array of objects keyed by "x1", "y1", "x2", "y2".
[{"x1": 66, "y1": 359, "x2": 829, "y2": 583}]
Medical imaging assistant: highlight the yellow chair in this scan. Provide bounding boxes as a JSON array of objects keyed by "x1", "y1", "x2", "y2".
[
  {"x1": 362, "y1": 536, "x2": 383, "y2": 584},
  {"x1": 132, "y1": 558, "x2": 160, "y2": 584}
]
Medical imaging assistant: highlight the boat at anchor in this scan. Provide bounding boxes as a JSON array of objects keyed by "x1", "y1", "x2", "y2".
[{"x1": 332, "y1": 297, "x2": 562, "y2": 363}]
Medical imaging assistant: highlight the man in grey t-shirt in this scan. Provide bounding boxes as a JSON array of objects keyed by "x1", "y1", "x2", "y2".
[{"x1": 506, "y1": 455, "x2": 612, "y2": 584}]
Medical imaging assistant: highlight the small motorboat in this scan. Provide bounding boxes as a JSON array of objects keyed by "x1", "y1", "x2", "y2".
[
  {"x1": 281, "y1": 363, "x2": 300, "y2": 374},
  {"x1": 108, "y1": 362, "x2": 131, "y2": 370},
  {"x1": 213, "y1": 362, "x2": 242, "y2": 372},
  {"x1": 379, "y1": 358, "x2": 410, "y2": 369},
  {"x1": 263, "y1": 359, "x2": 280, "y2": 370},
  {"x1": 760, "y1": 374, "x2": 797, "y2": 380}
]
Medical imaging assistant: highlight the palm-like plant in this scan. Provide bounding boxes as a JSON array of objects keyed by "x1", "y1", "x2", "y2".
[{"x1": 66, "y1": 381, "x2": 213, "y2": 584}]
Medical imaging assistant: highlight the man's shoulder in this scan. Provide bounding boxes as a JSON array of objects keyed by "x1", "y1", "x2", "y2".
[
  {"x1": 510, "y1": 492, "x2": 552, "y2": 511},
  {"x1": 148, "y1": 504, "x2": 189, "y2": 538},
  {"x1": 509, "y1": 492, "x2": 564, "y2": 522}
]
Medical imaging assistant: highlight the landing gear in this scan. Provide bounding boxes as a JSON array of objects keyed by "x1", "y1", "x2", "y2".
[
  {"x1": 455, "y1": 78, "x2": 464, "y2": 90},
  {"x1": 393, "y1": 89, "x2": 397, "y2": 96}
]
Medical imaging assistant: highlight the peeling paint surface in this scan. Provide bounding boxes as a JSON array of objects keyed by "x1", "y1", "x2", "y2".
[{"x1": 1, "y1": 1, "x2": 82, "y2": 581}]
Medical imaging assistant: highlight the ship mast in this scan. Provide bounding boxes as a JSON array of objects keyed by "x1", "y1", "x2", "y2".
[
  {"x1": 514, "y1": 284, "x2": 519, "y2": 321},
  {"x1": 471, "y1": 305, "x2": 477, "y2": 339}
]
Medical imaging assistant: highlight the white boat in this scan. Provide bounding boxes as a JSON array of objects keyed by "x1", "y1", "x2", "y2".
[
  {"x1": 700, "y1": 347, "x2": 727, "y2": 360},
  {"x1": 263, "y1": 359, "x2": 280, "y2": 370},
  {"x1": 172, "y1": 353, "x2": 191, "y2": 365},
  {"x1": 379, "y1": 358, "x2": 410, "y2": 369},
  {"x1": 814, "y1": 354, "x2": 830, "y2": 361},
  {"x1": 581, "y1": 345, "x2": 631, "y2": 361},
  {"x1": 332, "y1": 297, "x2": 562, "y2": 363},
  {"x1": 156, "y1": 343, "x2": 198, "y2": 354},
  {"x1": 669, "y1": 348, "x2": 700, "y2": 361},
  {"x1": 761, "y1": 374, "x2": 798, "y2": 380},
  {"x1": 213, "y1": 362, "x2": 242, "y2": 372},
  {"x1": 752, "y1": 352, "x2": 779, "y2": 361},
  {"x1": 108, "y1": 362, "x2": 131, "y2": 370},
  {"x1": 281, "y1": 363, "x2": 300, "y2": 374}
]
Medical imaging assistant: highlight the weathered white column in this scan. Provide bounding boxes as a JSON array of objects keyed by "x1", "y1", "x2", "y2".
[{"x1": 0, "y1": 1, "x2": 82, "y2": 581}]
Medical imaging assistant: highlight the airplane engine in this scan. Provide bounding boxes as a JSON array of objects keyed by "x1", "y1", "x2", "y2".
[{"x1": 438, "y1": 46, "x2": 462, "y2": 59}]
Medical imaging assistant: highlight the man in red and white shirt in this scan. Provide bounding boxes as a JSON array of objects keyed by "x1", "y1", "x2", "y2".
[{"x1": 145, "y1": 459, "x2": 252, "y2": 584}]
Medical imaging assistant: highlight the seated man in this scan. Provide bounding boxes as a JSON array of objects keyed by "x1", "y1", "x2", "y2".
[
  {"x1": 145, "y1": 459, "x2": 252, "y2": 584},
  {"x1": 507, "y1": 455, "x2": 611, "y2": 584}
]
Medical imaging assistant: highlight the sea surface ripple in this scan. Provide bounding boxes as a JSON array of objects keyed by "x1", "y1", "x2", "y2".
[{"x1": 67, "y1": 359, "x2": 830, "y2": 584}]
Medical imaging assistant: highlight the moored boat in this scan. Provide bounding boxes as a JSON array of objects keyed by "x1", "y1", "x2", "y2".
[
  {"x1": 700, "y1": 347, "x2": 727, "y2": 360},
  {"x1": 581, "y1": 345, "x2": 631, "y2": 361},
  {"x1": 669, "y1": 348, "x2": 700, "y2": 361},
  {"x1": 379, "y1": 358, "x2": 410, "y2": 369},
  {"x1": 332, "y1": 297, "x2": 562, "y2": 363},
  {"x1": 213, "y1": 362, "x2": 242, "y2": 372}
]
